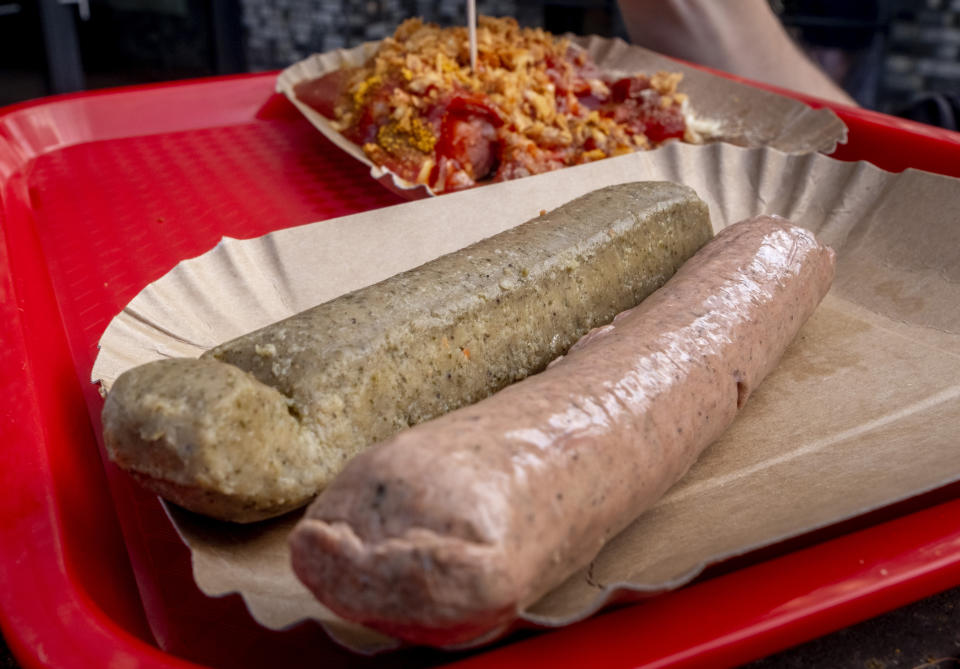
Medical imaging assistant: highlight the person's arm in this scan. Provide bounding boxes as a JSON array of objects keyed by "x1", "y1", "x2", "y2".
[{"x1": 616, "y1": 0, "x2": 857, "y2": 106}]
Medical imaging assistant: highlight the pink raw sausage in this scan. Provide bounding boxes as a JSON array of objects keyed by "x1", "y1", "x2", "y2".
[{"x1": 290, "y1": 215, "x2": 836, "y2": 646}]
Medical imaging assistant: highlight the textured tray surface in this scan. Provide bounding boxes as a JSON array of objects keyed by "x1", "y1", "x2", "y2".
[
  {"x1": 3, "y1": 73, "x2": 960, "y2": 669},
  {"x1": 35, "y1": 119, "x2": 402, "y2": 368}
]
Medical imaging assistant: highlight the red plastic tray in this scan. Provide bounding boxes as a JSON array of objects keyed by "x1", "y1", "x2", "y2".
[{"x1": 2, "y1": 71, "x2": 960, "y2": 669}]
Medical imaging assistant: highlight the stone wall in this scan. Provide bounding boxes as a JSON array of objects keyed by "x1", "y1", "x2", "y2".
[
  {"x1": 883, "y1": 0, "x2": 960, "y2": 113},
  {"x1": 239, "y1": 0, "x2": 958, "y2": 118},
  {"x1": 240, "y1": 0, "x2": 543, "y2": 71}
]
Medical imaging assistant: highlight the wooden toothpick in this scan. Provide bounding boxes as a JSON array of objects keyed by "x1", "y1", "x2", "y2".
[{"x1": 468, "y1": 0, "x2": 477, "y2": 72}]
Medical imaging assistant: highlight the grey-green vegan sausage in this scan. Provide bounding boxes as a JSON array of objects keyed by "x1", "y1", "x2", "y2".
[{"x1": 101, "y1": 182, "x2": 713, "y2": 522}]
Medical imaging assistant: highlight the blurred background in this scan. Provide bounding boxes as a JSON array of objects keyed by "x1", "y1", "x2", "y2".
[{"x1": 1, "y1": 0, "x2": 958, "y2": 122}]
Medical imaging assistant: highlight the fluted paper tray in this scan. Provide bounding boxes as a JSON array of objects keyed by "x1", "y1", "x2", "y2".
[
  {"x1": 92, "y1": 141, "x2": 960, "y2": 652},
  {"x1": 275, "y1": 36, "x2": 848, "y2": 198}
]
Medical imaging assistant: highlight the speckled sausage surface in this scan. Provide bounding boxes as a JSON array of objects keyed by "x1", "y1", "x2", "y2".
[
  {"x1": 290, "y1": 215, "x2": 836, "y2": 646},
  {"x1": 102, "y1": 182, "x2": 712, "y2": 522}
]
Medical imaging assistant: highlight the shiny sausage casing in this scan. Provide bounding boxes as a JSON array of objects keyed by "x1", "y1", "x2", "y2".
[{"x1": 290, "y1": 215, "x2": 837, "y2": 646}]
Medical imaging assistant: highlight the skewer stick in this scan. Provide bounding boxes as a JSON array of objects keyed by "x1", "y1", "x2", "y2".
[{"x1": 468, "y1": 0, "x2": 477, "y2": 72}]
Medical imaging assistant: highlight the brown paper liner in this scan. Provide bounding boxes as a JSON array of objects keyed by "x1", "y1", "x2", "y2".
[{"x1": 93, "y1": 141, "x2": 960, "y2": 652}]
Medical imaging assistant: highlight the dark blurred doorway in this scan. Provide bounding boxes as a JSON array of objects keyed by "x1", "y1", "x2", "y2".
[
  {"x1": 0, "y1": 2, "x2": 50, "y2": 106},
  {"x1": 1, "y1": 0, "x2": 245, "y2": 107},
  {"x1": 77, "y1": 0, "x2": 244, "y2": 91}
]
